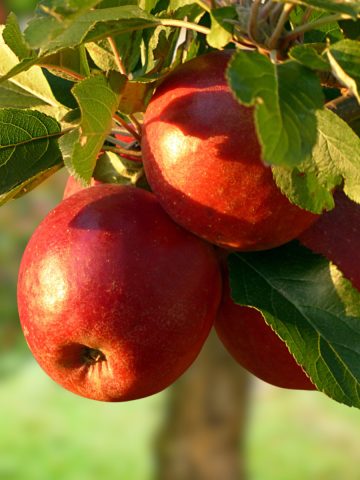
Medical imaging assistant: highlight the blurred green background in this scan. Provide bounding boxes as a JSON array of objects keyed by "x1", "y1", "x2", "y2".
[{"x1": 1, "y1": 1, "x2": 360, "y2": 478}]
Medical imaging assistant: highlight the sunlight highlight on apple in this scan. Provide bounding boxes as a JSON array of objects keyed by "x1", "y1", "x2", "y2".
[{"x1": 38, "y1": 257, "x2": 68, "y2": 312}]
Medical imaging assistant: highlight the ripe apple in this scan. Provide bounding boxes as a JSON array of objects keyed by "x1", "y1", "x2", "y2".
[
  {"x1": 63, "y1": 176, "x2": 101, "y2": 199},
  {"x1": 299, "y1": 190, "x2": 360, "y2": 290},
  {"x1": 141, "y1": 50, "x2": 318, "y2": 251},
  {"x1": 215, "y1": 275, "x2": 315, "y2": 390},
  {"x1": 17, "y1": 184, "x2": 221, "y2": 401}
]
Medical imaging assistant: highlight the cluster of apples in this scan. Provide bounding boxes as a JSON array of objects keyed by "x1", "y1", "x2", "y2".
[{"x1": 17, "y1": 51, "x2": 356, "y2": 401}]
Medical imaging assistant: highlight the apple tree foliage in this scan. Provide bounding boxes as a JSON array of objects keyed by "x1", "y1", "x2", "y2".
[{"x1": 0, "y1": 0, "x2": 360, "y2": 407}]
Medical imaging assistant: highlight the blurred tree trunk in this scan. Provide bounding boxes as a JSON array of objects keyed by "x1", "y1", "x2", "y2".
[{"x1": 155, "y1": 331, "x2": 251, "y2": 480}]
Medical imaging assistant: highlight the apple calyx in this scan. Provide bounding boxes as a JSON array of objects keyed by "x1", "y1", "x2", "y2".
[{"x1": 82, "y1": 347, "x2": 106, "y2": 365}]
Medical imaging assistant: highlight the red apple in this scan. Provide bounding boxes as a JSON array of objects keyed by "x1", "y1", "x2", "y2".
[
  {"x1": 215, "y1": 276, "x2": 315, "y2": 390},
  {"x1": 141, "y1": 50, "x2": 318, "y2": 251},
  {"x1": 63, "y1": 176, "x2": 101, "y2": 199},
  {"x1": 17, "y1": 184, "x2": 221, "y2": 401},
  {"x1": 299, "y1": 190, "x2": 360, "y2": 290}
]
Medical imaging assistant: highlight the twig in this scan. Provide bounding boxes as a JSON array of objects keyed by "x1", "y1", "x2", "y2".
[
  {"x1": 158, "y1": 18, "x2": 210, "y2": 36},
  {"x1": 113, "y1": 114, "x2": 141, "y2": 141},
  {"x1": 267, "y1": 3, "x2": 294, "y2": 50},
  {"x1": 107, "y1": 36, "x2": 127, "y2": 76},
  {"x1": 128, "y1": 114, "x2": 142, "y2": 137},
  {"x1": 259, "y1": 1, "x2": 276, "y2": 21},
  {"x1": 248, "y1": 0, "x2": 262, "y2": 42},
  {"x1": 103, "y1": 145, "x2": 142, "y2": 158}
]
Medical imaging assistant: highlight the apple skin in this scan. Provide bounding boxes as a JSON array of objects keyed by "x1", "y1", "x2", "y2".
[
  {"x1": 215, "y1": 276, "x2": 315, "y2": 390},
  {"x1": 63, "y1": 176, "x2": 101, "y2": 199},
  {"x1": 141, "y1": 50, "x2": 318, "y2": 251},
  {"x1": 299, "y1": 190, "x2": 360, "y2": 290},
  {"x1": 17, "y1": 184, "x2": 222, "y2": 402}
]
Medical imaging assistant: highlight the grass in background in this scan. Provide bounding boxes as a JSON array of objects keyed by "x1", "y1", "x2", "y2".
[
  {"x1": 247, "y1": 382, "x2": 360, "y2": 480},
  {"x1": 0, "y1": 360, "x2": 163, "y2": 480},
  {"x1": 1, "y1": 363, "x2": 360, "y2": 480}
]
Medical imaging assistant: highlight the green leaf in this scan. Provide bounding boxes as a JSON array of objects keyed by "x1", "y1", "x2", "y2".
[
  {"x1": 59, "y1": 73, "x2": 123, "y2": 183},
  {"x1": 289, "y1": 44, "x2": 330, "y2": 71},
  {"x1": 227, "y1": 50, "x2": 324, "y2": 167},
  {"x1": 86, "y1": 31, "x2": 142, "y2": 75},
  {"x1": 207, "y1": 7, "x2": 236, "y2": 49},
  {"x1": 24, "y1": 16, "x2": 64, "y2": 51},
  {"x1": 86, "y1": 42, "x2": 120, "y2": 72},
  {"x1": 41, "y1": 48, "x2": 86, "y2": 81},
  {"x1": 0, "y1": 28, "x2": 61, "y2": 110},
  {"x1": 327, "y1": 52, "x2": 359, "y2": 101},
  {"x1": 93, "y1": 151, "x2": 144, "y2": 185},
  {"x1": 139, "y1": 0, "x2": 162, "y2": 13},
  {"x1": 24, "y1": 6, "x2": 158, "y2": 55},
  {"x1": 328, "y1": 39, "x2": 360, "y2": 102},
  {"x1": 98, "y1": 0, "x2": 138, "y2": 6},
  {"x1": 279, "y1": 0, "x2": 360, "y2": 18},
  {"x1": 0, "y1": 109, "x2": 63, "y2": 205},
  {"x1": 3, "y1": 13, "x2": 32, "y2": 60},
  {"x1": 118, "y1": 80, "x2": 154, "y2": 114},
  {"x1": 36, "y1": 0, "x2": 105, "y2": 15},
  {"x1": 314, "y1": 109, "x2": 360, "y2": 203},
  {"x1": 228, "y1": 242, "x2": 360, "y2": 408},
  {"x1": 0, "y1": 81, "x2": 49, "y2": 109},
  {"x1": 272, "y1": 108, "x2": 360, "y2": 213},
  {"x1": 301, "y1": 10, "x2": 344, "y2": 43},
  {"x1": 272, "y1": 161, "x2": 337, "y2": 215},
  {"x1": 138, "y1": 25, "x2": 180, "y2": 77}
]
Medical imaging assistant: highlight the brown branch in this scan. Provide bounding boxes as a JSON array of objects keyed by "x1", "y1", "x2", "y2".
[
  {"x1": 113, "y1": 114, "x2": 141, "y2": 141},
  {"x1": 248, "y1": 0, "x2": 262, "y2": 43},
  {"x1": 107, "y1": 37, "x2": 127, "y2": 76}
]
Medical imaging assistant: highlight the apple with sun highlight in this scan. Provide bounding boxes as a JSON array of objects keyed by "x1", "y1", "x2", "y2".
[
  {"x1": 17, "y1": 184, "x2": 221, "y2": 401},
  {"x1": 141, "y1": 50, "x2": 318, "y2": 251}
]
